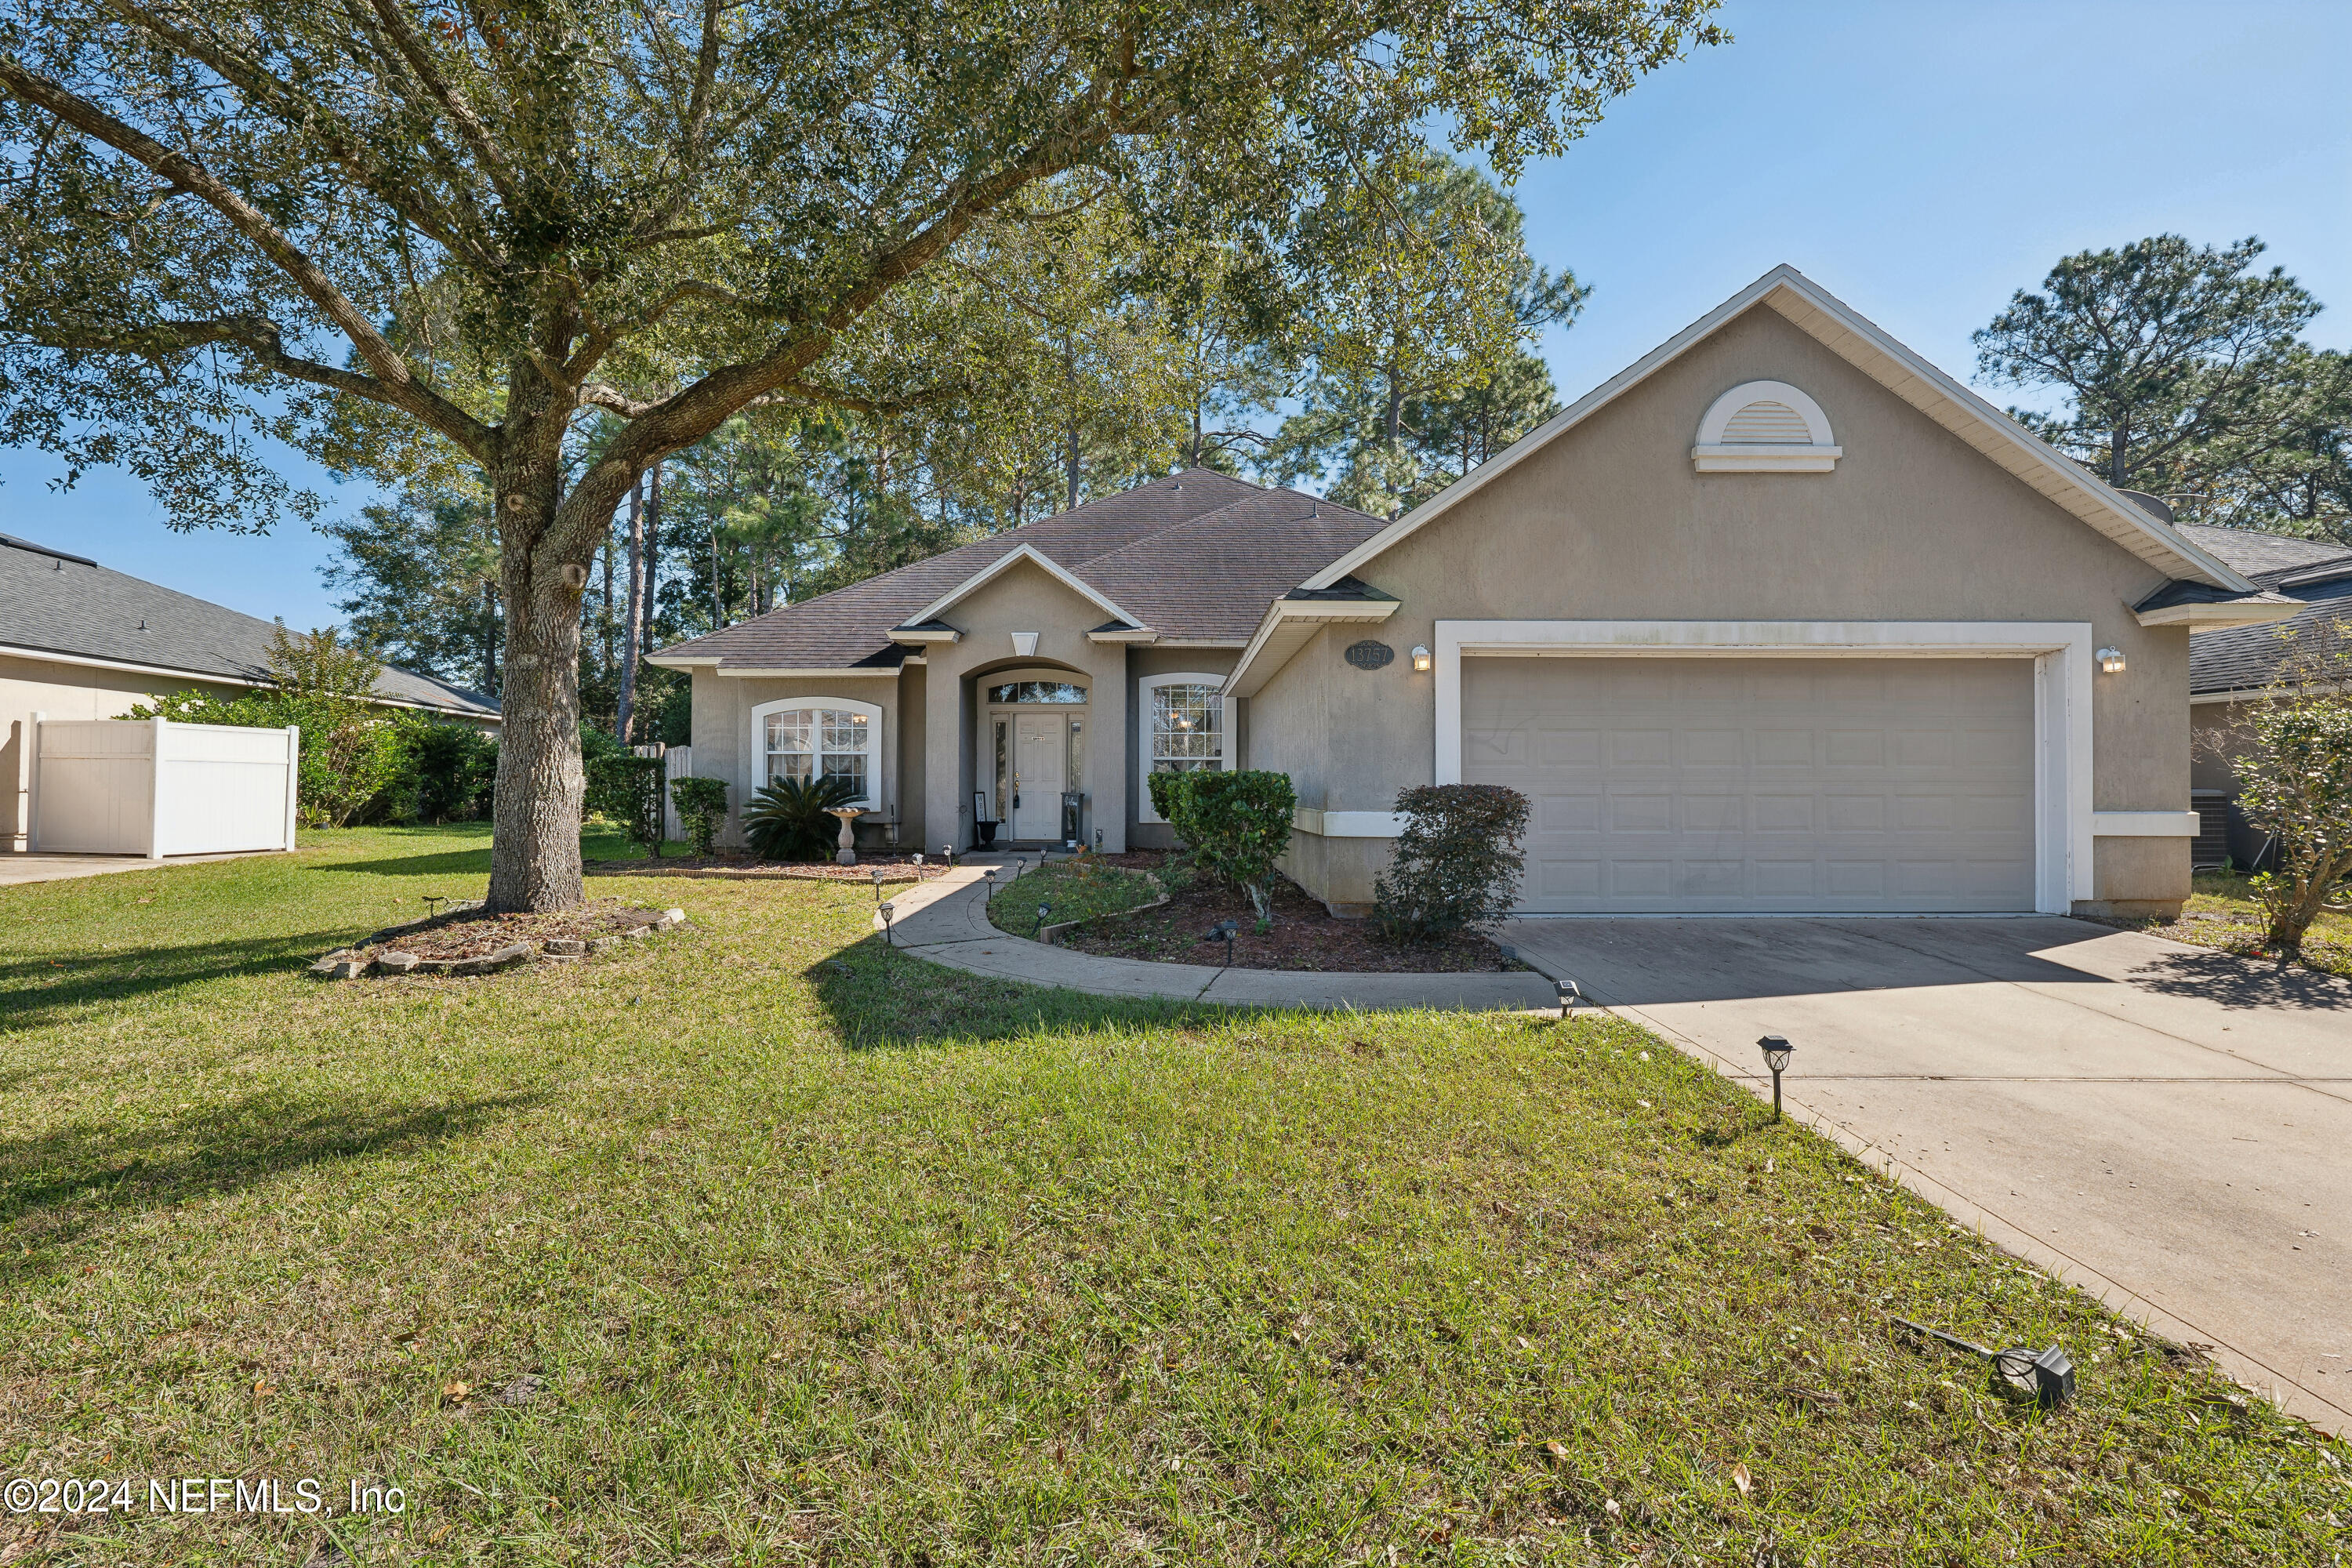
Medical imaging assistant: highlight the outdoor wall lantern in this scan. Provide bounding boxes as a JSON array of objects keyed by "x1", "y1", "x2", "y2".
[
  {"x1": 983, "y1": 868, "x2": 999, "y2": 902},
  {"x1": 1206, "y1": 917, "x2": 1240, "y2": 967},
  {"x1": 879, "y1": 901, "x2": 897, "y2": 946},
  {"x1": 1758, "y1": 1035, "x2": 1794, "y2": 1120},
  {"x1": 2096, "y1": 646, "x2": 2127, "y2": 674},
  {"x1": 1410, "y1": 644, "x2": 1432, "y2": 673}
]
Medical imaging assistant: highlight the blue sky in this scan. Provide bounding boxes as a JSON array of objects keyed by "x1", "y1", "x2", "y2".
[{"x1": 4, "y1": 0, "x2": 2347, "y2": 630}]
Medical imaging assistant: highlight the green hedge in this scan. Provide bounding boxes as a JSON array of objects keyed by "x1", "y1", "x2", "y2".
[{"x1": 1153, "y1": 768, "x2": 1294, "y2": 924}]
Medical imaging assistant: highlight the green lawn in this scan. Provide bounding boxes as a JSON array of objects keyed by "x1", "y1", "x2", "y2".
[
  {"x1": 2092, "y1": 870, "x2": 2352, "y2": 980},
  {"x1": 985, "y1": 856, "x2": 1169, "y2": 939},
  {"x1": 2, "y1": 827, "x2": 2345, "y2": 1564}
]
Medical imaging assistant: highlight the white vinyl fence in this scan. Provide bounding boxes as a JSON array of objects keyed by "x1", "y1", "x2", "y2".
[{"x1": 28, "y1": 714, "x2": 299, "y2": 858}]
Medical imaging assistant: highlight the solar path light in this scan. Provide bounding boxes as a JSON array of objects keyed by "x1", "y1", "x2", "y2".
[
  {"x1": 871, "y1": 866, "x2": 885, "y2": 903},
  {"x1": 942, "y1": 843, "x2": 956, "y2": 872},
  {"x1": 983, "y1": 868, "x2": 998, "y2": 902},
  {"x1": 1758, "y1": 1035, "x2": 1794, "y2": 1120},
  {"x1": 1557, "y1": 978, "x2": 1583, "y2": 1020},
  {"x1": 912, "y1": 851, "x2": 925, "y2": 880},
  {"x1": 879, "y1": 901, "x2": 897, "y2": 946},
  {"x1": 1206, "y1": 918, "x2": 1239, "y2": 967},
  {"x1": 1893, "y1": 1318, "x2": 2076, "y2": 1408}
]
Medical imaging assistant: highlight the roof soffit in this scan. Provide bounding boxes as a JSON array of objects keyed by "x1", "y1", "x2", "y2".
[{"x1": 1299, "y1": 265, "x2": 2252, "y2": 595}]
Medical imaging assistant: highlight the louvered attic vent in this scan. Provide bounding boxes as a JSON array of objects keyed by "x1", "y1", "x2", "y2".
[{"x1": 1692, "y1": 379, "x2": 1842, "y2": 472}]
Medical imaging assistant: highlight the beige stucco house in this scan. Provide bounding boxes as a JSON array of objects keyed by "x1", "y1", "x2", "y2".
[
  {"x1": 3, "y1": 531, "x2": 499, "y2": 851},
  {"x1": 655, "y1": 266, "x2": 2299, "y2": 918}
]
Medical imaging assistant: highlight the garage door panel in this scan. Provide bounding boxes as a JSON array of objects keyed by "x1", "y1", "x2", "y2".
[{"x1": 1464, "y1": 657, "x2": 2036, "y2": 913}]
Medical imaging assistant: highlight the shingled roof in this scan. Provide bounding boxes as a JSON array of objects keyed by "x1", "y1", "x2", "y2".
[
  {"x1": 0, "y1": 532, "x2": 500, "y2": 718},
  {"x1": 2179, "y1": 524, "x2": 2352, "y2": 697},
  {"x1": 652, "y1": 470, "x2": 1388, "y2": 670}
]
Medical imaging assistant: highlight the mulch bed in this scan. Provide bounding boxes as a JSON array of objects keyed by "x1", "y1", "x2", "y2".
[
  {"x1": 588, "y1": 852, "x2": 946, "y2": 884},
  {"x1": 1060, "y1": 855, "x2": 1517, "y2": 973},
  {"x1": 311, "y1": 898, "x2": 686, "y2": 978},
  {"x1": 372, "y1": 898, "x2": 659, "y2": 960}
]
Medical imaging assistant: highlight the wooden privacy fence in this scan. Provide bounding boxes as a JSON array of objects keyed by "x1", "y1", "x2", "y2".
[
  {"x1": 633, "y1": 742, "x2": 695, "y2": 843},
  {"x1": 28, "y1": 714, "x2": 299, "y2": 858}
]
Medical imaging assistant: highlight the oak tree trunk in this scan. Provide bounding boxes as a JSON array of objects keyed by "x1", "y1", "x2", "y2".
[{"x1": 486, "y1": 500, "x2": 591, "y2": 914}]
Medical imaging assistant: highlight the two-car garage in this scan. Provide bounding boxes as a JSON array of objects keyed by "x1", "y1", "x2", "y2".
[{"x1": 1461, "y1": 656, "x2": 2039, "y2": 913}]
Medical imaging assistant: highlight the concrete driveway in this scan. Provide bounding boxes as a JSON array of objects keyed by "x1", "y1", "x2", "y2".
[{"x1": 1502, "y1": 915, "x2": 2352, "y2": 1432}]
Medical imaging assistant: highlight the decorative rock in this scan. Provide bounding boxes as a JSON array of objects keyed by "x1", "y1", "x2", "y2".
[
  {"x1": 659, "y1": 908, "x2": 687, "y2": 927},
  {"x1": 309, "y1": 950, "x2": 358, "y2": 976},
  {"x1": 323, "y1": 958, "x2": 368, "y2": 981},
  {"x1": 374, "y1": 950, "x2": 420, "y2": 973},
  {"x1": 543, "y1": 938, "x2": 586, "y2": 956},
  {"x1": 620, "y1": 923, "x2": 652, "y2": 939}
]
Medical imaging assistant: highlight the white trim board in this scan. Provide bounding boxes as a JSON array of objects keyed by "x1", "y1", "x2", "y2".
[
  {"x1": 1301, "y1": 266, "x2": 2249, "y2": 596},
  {"x1": 1432, "y1": 619, "x2": 2096, "y2": 915},
  {"x1": 1293, "y1": 809, "x2": 1408, "y2": 837},
  {"x1": 2092, "y1": 811, "x2": 2200, "y2": 837}
]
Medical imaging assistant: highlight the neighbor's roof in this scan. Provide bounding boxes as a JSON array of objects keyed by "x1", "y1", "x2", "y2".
[
  {"x1": 0, "y1": 532, "x2": 501, "y2": 718},
  {"x1": 2180, "y1": 524, "x2": 2352, "y2": 697},
  {"x1": 650, "y1": 470, "x2": 1388, "y2": 670},
  {"x1": 1298, "y1": 264, "x2": 2255, "y2": 596}
]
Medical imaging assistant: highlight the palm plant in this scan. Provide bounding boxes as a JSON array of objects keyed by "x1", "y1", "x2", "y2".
[{"x1": 742, "y1": 775, "x2": 858, "y2": 862}]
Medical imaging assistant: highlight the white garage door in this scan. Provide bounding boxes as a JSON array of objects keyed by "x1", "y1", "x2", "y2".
[{"x1": 1463, "y1": 658, "x2": 2037, "y2": 913}]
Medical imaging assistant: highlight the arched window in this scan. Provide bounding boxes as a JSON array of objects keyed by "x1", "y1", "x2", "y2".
[
  {"x1": 1692, "y1": 380, "x2": 1842, "y2": 472},
  {"x1": 750, "y1": 696, "x2": 882, "y2": 808},
  {"x1": 1138, "y1": 672, "x2": 1230, "y2": 822}
]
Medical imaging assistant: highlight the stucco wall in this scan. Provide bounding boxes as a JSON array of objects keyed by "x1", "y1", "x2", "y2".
[
  {"x1": 918, "y1": 560, "x2": 1134, "y2": 851},
  {"x1": 1250, "y1": 304, "x2": 2198, "y2": 913},
  {"x1": 2, "y1": 654, "x2": 246, "y2": 851},
  {"x1": 685, "y1": 668, "x2": 907, "y2": 849}
]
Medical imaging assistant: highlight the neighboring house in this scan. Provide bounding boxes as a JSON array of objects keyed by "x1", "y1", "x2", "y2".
[
  {"x1": 2173, "y1": 520, "x2": 2352, "y2": 869},
  {"x1": 3, "y1": 532, "x2": 500, "y2": 851},
  {"x1": 655, "y1": 265, "x2": 2296, "y2": 918}
]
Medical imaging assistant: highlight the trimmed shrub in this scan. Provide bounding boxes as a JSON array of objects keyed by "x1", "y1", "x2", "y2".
[
  {"x1": 406, "y1": 722, "x2": 497, "y2": 822},
  {"x1": 1160, "y1": 769, "x2": 1294, "y2": 924},
  {"x1": 742, "y1": 775, "x2": 858, "y2": 862},
  {"x1": 1374, "y1": 783, "x2": 1529, "y2": 942},
  {"x1": 670, "y1": 776, "x2": 730, "y2": 857},
  {"x1": 587, "y1": 753, "x2": 666, "y2": 857},
  {"x1": 1146, "y1": 770, "x2": 1186, "y2": 826}
]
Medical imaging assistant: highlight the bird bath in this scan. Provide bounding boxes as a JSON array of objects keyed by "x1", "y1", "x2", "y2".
[{"x1": 825, "y1": 806, "x2": 866, "y2": 865}]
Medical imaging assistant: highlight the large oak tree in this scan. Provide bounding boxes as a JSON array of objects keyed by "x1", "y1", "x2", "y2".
[{"x1": 0, "y1": 0, "x2": 1720, "y2": 910}]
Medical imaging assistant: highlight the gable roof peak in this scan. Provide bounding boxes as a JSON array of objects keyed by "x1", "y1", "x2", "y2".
[{"x1": 1299, "y1": 263, "x2": 2252, "y2": 594}]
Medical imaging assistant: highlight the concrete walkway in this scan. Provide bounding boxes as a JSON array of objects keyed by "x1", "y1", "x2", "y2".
[
  {"x1": 1502, "y1": 914, "x2": 2352, "y2": 1433},
  {"x1": 0, "y1": 850, "x2": 283, "y2": 887},
  {"x1": 875, "y1": 858, "x2": 1555, "y2": 1012}
]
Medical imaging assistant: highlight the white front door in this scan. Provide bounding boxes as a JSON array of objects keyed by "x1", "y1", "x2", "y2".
[{"x1": 1012, "y1": 714, "x2": 1066, "y2": 839}]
